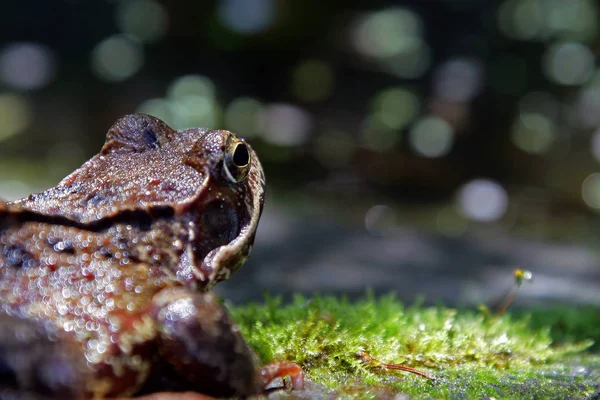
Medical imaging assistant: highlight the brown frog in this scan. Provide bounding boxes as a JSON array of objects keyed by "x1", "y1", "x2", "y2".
[{"x1": 0, "y1": 114, "x2": 303, "y2": 399}]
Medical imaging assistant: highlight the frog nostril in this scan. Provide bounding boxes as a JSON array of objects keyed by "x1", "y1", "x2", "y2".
[
  {"x1": 103, "y1": 114, "x2": 171, "y2": 153},
  {"x1": 143, "y1": 129, "x2": 159, "y2": 150}
]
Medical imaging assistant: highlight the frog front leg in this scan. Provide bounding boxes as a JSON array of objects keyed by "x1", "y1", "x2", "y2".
[
  {"x1": 0, "y1": 313, "x2": 89, "y2": 399},
  {"x1": 149, "y1": 288, "x2": 303, "y2": 398}
]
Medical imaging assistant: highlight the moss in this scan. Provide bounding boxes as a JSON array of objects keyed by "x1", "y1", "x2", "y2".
[
  {"x1": 230, "y1": 293, "x2": 599, "y2": 399},
  {"x1": 525, "y1": 306, "x2": 600, "y2": 352}
]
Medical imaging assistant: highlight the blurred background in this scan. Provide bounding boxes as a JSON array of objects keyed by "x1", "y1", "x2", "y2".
[{"x1": 1, "y1": 0, "x2": 600, "y2": 308}]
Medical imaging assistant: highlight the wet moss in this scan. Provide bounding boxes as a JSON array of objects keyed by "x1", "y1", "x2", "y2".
[{"x1": 231, "y1": 294, "x2": 599, "y2": 399}]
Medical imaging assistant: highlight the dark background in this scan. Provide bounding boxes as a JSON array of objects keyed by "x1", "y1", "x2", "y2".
[{"x1": 1, "y1": 0, "x2": 599, "y2": 308}]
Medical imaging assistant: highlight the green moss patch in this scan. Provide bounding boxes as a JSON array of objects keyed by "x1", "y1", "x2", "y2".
[{"x1": 231, "y1": 294, "x2": 599, "y2": 399}]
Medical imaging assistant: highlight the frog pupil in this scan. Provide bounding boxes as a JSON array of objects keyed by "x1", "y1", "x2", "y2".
[{"x1": 233, "y1": 143, "x2": 249, "y2": 167}]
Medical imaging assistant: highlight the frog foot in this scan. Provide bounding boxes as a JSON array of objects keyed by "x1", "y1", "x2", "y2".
[
  {"x1": 257, "y1": 362, "x2": 304, "y2": 392},
  {"x1": 0, "y1": 314, "x2": 88, "y2": 399}
]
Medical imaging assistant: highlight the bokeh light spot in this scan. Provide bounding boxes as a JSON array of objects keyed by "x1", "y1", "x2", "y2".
[
  {"x1": 165, "y1": 75, "x2": 220, "y2": 129},
  {"x1": 497, "y1": 0, "x2": 519, "y2": 40},
  {"x1": 543, "y1": 0, "x2": 598, "y2": 42},
  {"x1": 518, "y1": 91, "x2": 559, "y2": 119},
  {"x1": 116, "y1": 0, "x2": 168, "y2": 43},
  {"x1": 433, "y1": 58, "x2": 484, "y2": 102},
  {"x1": 384, "y1": 38, "x2": 431, "y2": 79},
  {"x1": 136, "y1": 98, "x2": 175, "y2": 126},
  {"x1": 351, "y1": 7, "x2": 429, "y2": 78},
  {"x1": 591, "y1": 129, "x2": 600, "y2": 162},
  {"x1": 291, "y1": 60, "x2": 335, "y2": 103},
  {"x1": 365, "y1": 204, "x2": 397, "y2": 235},
  {"x1": 372, "y1": 87, "x2": 420, "y2": 130},
  {"x1": 225, "y1": 97, "x2": 264, "y2": 137},
  {"x1": 457, "y1": 179, "x2": 508, "y2": 222},
  {"x1": 91, "y1": 35, "x2": 144, "y2": 82},
  {"x1": 314, "y1": 130, "x2": 355, "y2": 169},
  {"x1": 353, "y1": 8, "x2": 422, "y2": 59},
  {"x1": 498, "y1": 0, "x2": 598, "y2": 42},
  {"x1": 409, "y1": 116, "x2": 454, "y2": 158},
  {"x1": 263, "y1": 104, "x2": 312, "y2": 146},
  {"x1": 576, "y1": 87, "x2": 600, "y2": 128},
  {"x1": 512, "y1": 112, "x2": 555, "y2": 154},
  {"x1": 168, "y1": 75, "x2": 216, "y2": 101},
  {"x1": 171, "y1": 95, "x2": 220, "y2": 130},
  {"x1": 0, "y1": 93, "x2": 32, "y2": 141},
  {"x1": 0, "y1": 43, "x2": 55, "y2": 91},
  {"x1": 218, "y1": 0, "x2": 276, "y2": 34},
  {"x1": 361, "y1": 116, "x2": 400, "y2": 152},
  {"x1": 582, "y1": 173, "x2": 600, "y2": 209},
  {"x1": 543, "y1": 42, "x2": 594, "y2": 86},
  {"x1": 512, "y1": 0, "x2": 544, "y2": 40}
]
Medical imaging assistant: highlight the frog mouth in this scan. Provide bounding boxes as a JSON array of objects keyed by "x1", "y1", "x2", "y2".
[
  {"x1": 185, "y1": 187, "x2": 255, "y2": 289},
  {"x1": 198, "y1": 199, "x2": 243, "y2": 248},
  {"x1": 179, "y1": 143, "x2": 265, "y2": 289},
  {"x1": 200, "y1": 143, "x2": 265, "y2": 288}
]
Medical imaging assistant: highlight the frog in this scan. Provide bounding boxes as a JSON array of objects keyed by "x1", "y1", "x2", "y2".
[{"x1": 0, "y1": 114, "x2": 303, "y2": 399}]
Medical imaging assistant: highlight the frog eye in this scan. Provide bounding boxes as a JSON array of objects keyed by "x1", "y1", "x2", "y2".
[{"x1": 223, "y1": 140, "x2": 250, "y2": 183}]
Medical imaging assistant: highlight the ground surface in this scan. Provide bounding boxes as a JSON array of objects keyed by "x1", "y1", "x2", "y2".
[
  {"x1": 231, "y1": 295, "x2": 600, "y2": 399},
  {"x1": 217, "y1": 204, "x2": 600, "y2": 308}
]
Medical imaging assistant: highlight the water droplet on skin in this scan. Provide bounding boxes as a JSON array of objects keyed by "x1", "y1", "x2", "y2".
[
  {"x1": 88, "y1": 339, "x2": 99, "y2": 350},
  {"x1": 57, "y1": 304, "x2": 68, "y2": 315},
  {"x1": 97, "y1": 342, "x2": 108, "y2": 354},
  {"x1": 85, "y1": 348, "x2": 103, "y2": 364},
  {"x1": 63, "y1": 321, "x2": 75, "y2": 332}
]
